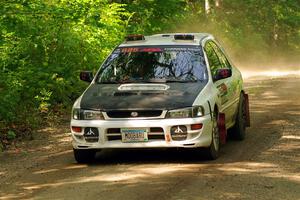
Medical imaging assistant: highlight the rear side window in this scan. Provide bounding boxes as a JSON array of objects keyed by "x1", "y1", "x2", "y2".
[{"x1": 204, "y1": 42, "x2": 223, "y2": 78}]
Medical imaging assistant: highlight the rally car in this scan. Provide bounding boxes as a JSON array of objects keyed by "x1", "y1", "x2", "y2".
[{"x1": 71, "y1": 33, "x2": 250, "y2": 163}]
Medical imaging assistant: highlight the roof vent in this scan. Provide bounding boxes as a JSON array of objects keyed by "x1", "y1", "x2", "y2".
[
  {"x1": 125, "y1": 34, "x2": 145, "y2": 41},
  {"x1": 174, "y1": 34, "x2": 194, "y2": 40}
]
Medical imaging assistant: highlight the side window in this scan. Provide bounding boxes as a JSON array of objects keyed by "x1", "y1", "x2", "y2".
[
  {"x1": 210, "y1": 42, "x2": 231, "y2": 69},
  {"x1": 204, "y1": 42, "x2": 223, "y2": 79}
]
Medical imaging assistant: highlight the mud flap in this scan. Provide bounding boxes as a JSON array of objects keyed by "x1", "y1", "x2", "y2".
[
  {"x1": 243, "y1": 93, "x2": 250, "y2": 127},
  {"x1": 218, "y1": 113, "x2": 227, "y2": 144}
]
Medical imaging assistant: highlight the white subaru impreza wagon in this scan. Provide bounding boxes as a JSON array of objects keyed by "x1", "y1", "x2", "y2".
[{"x1": 71, "y1": 33, "x2": 250, "y2": 163}]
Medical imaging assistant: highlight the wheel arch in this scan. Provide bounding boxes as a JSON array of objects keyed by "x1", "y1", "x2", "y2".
[
  {"x1": 241, "y1": 90, "x2": 251, "y2": 127},
  {"x1": 213, "y1": 104, "x2": 219, "y2": 114}
]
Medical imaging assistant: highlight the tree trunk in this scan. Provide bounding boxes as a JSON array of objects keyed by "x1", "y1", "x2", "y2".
[
  {"x1": 205, "y1": 0, "x2": 210, "y2": 14},
  {"x1": 215, "y1": 0, "x2": 221, "y2": 8}
]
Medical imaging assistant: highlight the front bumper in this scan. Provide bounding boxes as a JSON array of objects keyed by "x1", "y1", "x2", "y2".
[{"x1": 70, "y1": 115, "x2": 212, "y2": 149}]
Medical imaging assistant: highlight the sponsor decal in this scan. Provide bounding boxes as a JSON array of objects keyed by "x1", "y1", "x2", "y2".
[
  {"x1": 217, "y1": 83, "x2": 228, "y2": 96},
  {"x1": 119, "y1": 47, "x2": 200, "y2": 53},
  {"x1": 164, "y1": 47, "x2": 200, "y2": 52},
  {"x1": 171, "y1": 125, "x2": 187, "y2": 141},
  {"x1": 217, "y1": 83, "x2": 229, "y2": 105},
  {"x1": 86, "y1": 128, "x2": 95, "y2": 136},
  {"x1": 174, "y1": 126, "x2": 184, "y2": 134},
  {"x1": 121, "y1": 47, "x2": 162, "y2": 53},
  {"x1": 83, "y1": 127, "x2": 99, "y2": 142},
  {"x1": 84, "y1": 127, "x2": 99, "y2": 137},
  {"x1": 121, "y1": 48, "x2": 139, "y2": 53},
  {"x1": 165, "y1": 134, "x2": 171, "y2": 142}
]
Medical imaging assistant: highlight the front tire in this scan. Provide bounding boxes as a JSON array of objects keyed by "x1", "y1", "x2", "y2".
[
  {"x1": 73, "y1": 148, "x2": 96, "y2": 163},
  {"x1": 205, "y1": 111, "x2": 220, "y2": 160}
]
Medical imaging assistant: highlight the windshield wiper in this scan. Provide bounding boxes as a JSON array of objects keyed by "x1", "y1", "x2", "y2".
[
  {"x1": 99, "y1": 79, "x2": 142, "y2": 84},
  {"x1": 144, "y1": 78, "x2": 167, "y2": 83},
  {"x1": 165, "y1": 79, "x2": 198, "y2": 83},
  {"x1": 98, "y1": 80, "x2": 119, "y2": 84}
]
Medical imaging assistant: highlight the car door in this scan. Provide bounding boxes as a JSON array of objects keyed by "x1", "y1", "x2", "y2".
[
  {"x1": 204, "y1": 41, "x2": 227, "y2": 107},
  {"x1": 210, "y1": 41, "x2": 240, "y2": 126},
  {"x1": 204, "y1": 41, "x2": 234, "y2": 126}
]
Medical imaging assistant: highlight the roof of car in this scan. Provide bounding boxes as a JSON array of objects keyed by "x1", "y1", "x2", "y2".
[{"x1": 119, "y1": 33, "x2": 212, "y2": 47}]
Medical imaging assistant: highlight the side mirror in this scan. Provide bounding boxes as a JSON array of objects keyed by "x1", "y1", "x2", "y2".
[
  {"x1": 214, "y1": 68, "x2": 232, "y2": 81},
  {"x1": 80, "y1": 71, "x2": 94, "y2": 82}
]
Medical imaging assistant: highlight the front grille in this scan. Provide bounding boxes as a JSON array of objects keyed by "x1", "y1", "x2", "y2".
[
  {"x1": 114, "y1": 92, "x2": 138, "y2": 96},
  {"x1": 106, "y1": 128, "x2": 121, "y2": 141},
  {"x1": 148, "y1": 134, "x2": 165, "y2": 140},
  {"x1": 107, "y1": 135, "x2": 121, "y2": 141},
  {"x1": 106, "y1": 110, "x2": 163, "y2": 118},
  {"x1": 107, "y1": 128, "x2": 121, "y2": 134},
  {"x1": 106, "y1": 127, "x2": 165, "y2": 141}
]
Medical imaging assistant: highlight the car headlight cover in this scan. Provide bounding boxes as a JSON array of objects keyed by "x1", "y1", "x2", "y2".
[
  {"x1": 83, "y1": 110, "x2": 104, "y2": 120},
  {"x1": 166, "y1": 106, "x2": 204, "y2": 118},
  {"x1": 72, "y1": 108, "x2": 104, "y2": 120},
  {"x1": 73, "y1": 108, "x2": 81, "y2": 120}
]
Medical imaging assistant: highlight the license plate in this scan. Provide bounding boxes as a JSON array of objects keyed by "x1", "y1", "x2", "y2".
[{"x1": 121, "y1": 128, "x2": 148, "y2": 142}]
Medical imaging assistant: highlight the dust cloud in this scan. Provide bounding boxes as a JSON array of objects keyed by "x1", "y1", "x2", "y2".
[{"x1": 173, "y1": 20, "x2": 300, "y2": 79}]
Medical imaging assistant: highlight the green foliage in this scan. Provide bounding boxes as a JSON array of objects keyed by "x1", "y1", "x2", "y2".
[
  {"x1": 124, "y1": 0, "x2": 186, "y2": 34},
  {"x1": 0, "y1": 0, "x2": 299, "y2": 145},
  {"x1": 7, "y1": 130, "x2": 16, "y2": 140},
  {"x1": 35, "y1": 88, "x2": 52, "y2": 113},
  {"x1": 0, "y1": 0, "x2": 132, "y2": 140},
  {"x1": 0, "y1": 0, "x2": 189, "y2": 142},
  {"x1": 180, "y1": 0, "x2": 300, "y2": 67}
]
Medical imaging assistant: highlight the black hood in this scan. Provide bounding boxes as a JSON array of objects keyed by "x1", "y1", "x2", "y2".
[{"x1": 80, "y1": 82, "x2": 207, "y2": 110}]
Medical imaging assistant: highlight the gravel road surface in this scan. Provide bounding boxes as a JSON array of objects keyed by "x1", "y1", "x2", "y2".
[{"x1": 0, "y1": 76, "x2": 299, "y2": 200}]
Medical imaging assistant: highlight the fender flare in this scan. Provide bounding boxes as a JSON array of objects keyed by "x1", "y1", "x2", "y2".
[
  {"x1": 218, "y1": 112, "x2": 227, "y2": 145},
  {"x1": 243, "y1": 92, "x2": 251, "y2": 127}
]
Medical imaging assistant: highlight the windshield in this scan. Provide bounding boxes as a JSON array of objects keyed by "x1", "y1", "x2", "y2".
[{"x1": 96, "y1": 46, "x2": 208, "y2": 83}]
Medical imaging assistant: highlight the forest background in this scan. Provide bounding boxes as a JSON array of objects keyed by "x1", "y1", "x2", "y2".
[{"x1": 0, "y1": 0, "x2": 299, "y2": 150}]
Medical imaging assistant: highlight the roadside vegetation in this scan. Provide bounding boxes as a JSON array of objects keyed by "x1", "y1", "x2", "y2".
[{"x1": 0, "y1": 0, "x2": 299, "y2": 151}]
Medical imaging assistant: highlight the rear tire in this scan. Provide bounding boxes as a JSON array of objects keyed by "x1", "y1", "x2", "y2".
[
  {"x1": 205, "y1": 111, "x2": 220, "y2": 160},
  {"x1": 232, "y1": 93, "x2": 247, "y2": 140},
  {"x1": 73, "y1": 148, "x2": 96, "y2": 163}
]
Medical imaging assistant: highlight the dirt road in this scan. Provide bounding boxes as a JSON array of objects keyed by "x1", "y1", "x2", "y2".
[{"x1": 0, "y1": 76, "x2": 299, "y2": 200}]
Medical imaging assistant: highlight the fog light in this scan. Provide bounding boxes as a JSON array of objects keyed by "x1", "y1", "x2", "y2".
[
  {"x1": 191, "y1": 123, "x2": 203, "y2": 130},
  {"x1": 74, "y1": 135, "x2": 84, "y2": 140},
  {"x1": 170, "y1": 125, "x2": 187, "y2": 141},
  {"x1": 72, "y1": 126, "x2": 82, "y2": 133},
  {"x1": 84, "y1": 127, "x2": 99, "y2": 143}
]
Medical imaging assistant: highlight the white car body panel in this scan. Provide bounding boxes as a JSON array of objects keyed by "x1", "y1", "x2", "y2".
[{"x1": 71, "y1": 115, "x2": 212, "y2": 149}]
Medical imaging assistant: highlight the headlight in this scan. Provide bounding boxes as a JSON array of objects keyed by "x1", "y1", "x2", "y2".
[
  {"x1": 83, "y1": 110, "x2": 104, "y2": 120},
  {"x1": 73, "y1": 108, "x2": 81, "y2": 120},
  {"x1": 72, "y1": 108, "x2": 104, "y2": 120},
  {"x1": 166, "y1": 106, "x2": 204, "y2": 118}
]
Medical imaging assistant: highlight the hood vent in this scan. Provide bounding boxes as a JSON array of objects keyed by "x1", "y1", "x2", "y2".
[
  {"x1": 118, "y1": 83, "x2": 170, "y2": 91},
  {"x1": 114, "y1": 91, "x2": 166, "y2": 96}
]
